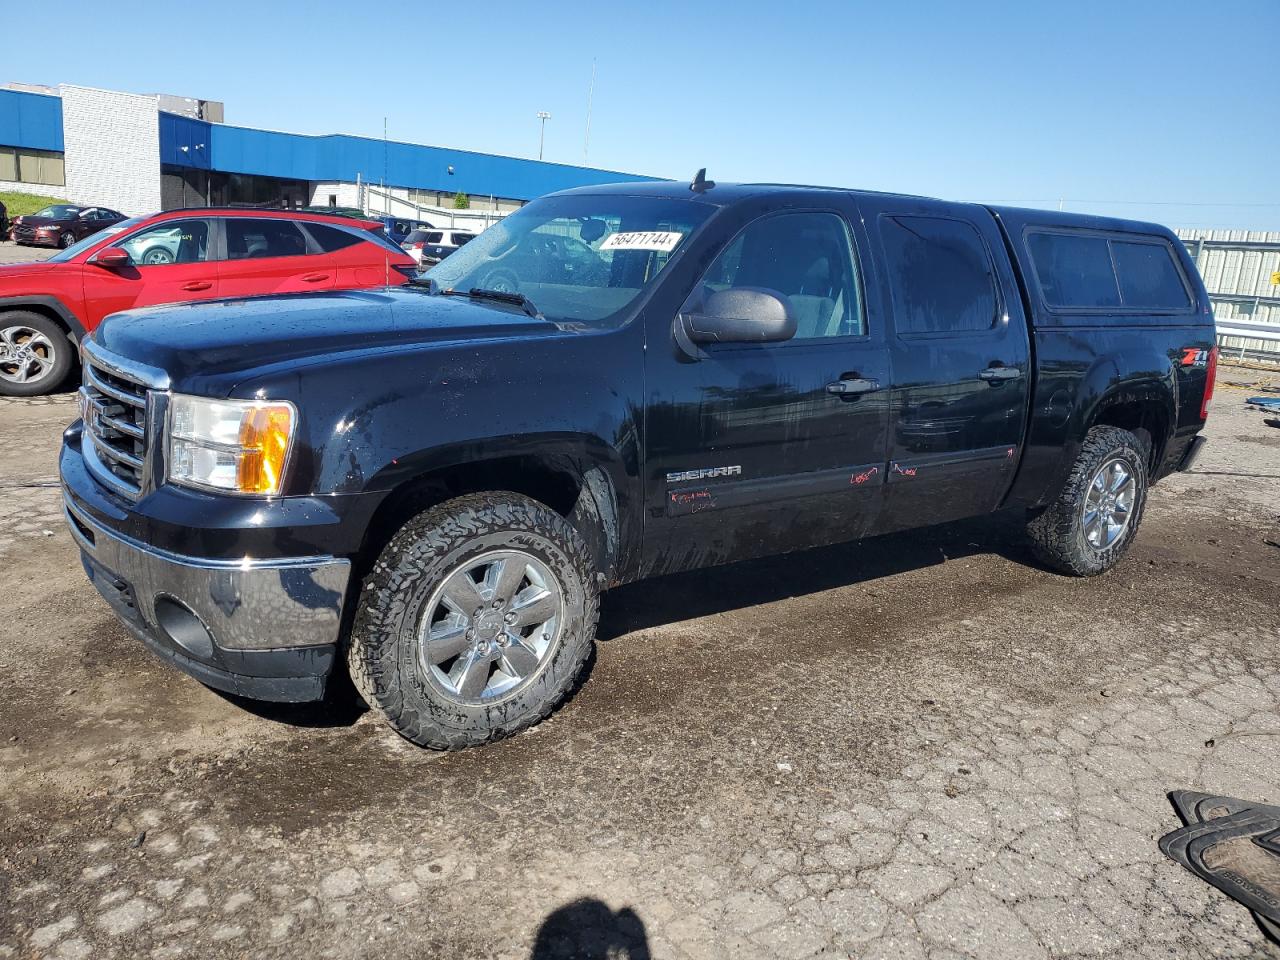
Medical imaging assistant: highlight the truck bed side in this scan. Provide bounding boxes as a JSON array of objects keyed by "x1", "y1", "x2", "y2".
[{"x1": 988, "y1": 206, "x2": 1217, "y2": 511}]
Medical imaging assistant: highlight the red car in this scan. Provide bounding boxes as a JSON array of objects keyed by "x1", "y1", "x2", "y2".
[{"x1": 0, "y1": 208, "x2": 417, "y2": 396}]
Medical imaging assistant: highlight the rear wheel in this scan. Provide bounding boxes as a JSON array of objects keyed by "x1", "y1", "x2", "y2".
[
  {"x1": 347, "y1": 492, "x2": 599, "y2": 749},
  {"x1": 0, "y1": 311, "x2": 74, "y2": 397},
  {"x1": 1026, "y1": 426, "x2": 1149, "y2": 576}
]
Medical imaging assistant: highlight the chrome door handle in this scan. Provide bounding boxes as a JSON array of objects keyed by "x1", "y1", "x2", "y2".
[
  {"x1": 979, "y1": 366, "x2": 1021, "y2": 382},
  {"x1": 826, "y1": 378, "x2": 881, "y2": 395}
]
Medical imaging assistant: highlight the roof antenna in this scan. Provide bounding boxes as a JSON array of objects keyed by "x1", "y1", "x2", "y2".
[{"x1": 690, "y1": 168, "x2": 715, "y2": 193}]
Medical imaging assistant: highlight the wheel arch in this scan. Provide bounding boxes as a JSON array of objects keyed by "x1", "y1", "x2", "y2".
[
  {"x1": 355, "y1": 440, "x2": 627, "y2": 588},
  {"x1": 1083, "y1": 381, "x2": 1174, "y2": 478},
  {"x1": 0, "y1": 295, "x2": 87, "y2": 344}
]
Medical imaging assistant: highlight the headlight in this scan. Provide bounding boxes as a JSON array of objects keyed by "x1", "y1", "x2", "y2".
[{"x1": 167, "y1": 394, "x2": 296, "y2": 496}]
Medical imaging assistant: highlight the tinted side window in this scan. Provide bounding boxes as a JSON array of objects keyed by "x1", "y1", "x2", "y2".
[
  {"x1": 224, "y1": 219, "x2": 309, "y2": 260},
  {"x1": 304, "y1": 223, "x2": 363, "y2": 253},
  {"x1": 1027, "y1": 233, "x2": 1121, "y2": 308},
  {"x1": 1111, "y1": 240, "x2": 1190, "y2": 310},
  {"x1": 694, "y1": 212, "x2": 864, "y2": 339},
  {"x1": 881, "y1": 216, "x2": 997, "y2": 335},
  {"x1": 119, "y1": 219, "x2": 211, "y2": 266}
]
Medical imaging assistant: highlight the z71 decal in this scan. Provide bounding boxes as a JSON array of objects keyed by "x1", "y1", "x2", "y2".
[
  {"x1": 666, "y1": 465, "x2": 742, "y2": 484},
  {"x1": 1181, "y1": 348, "x2": 1211, "y2": 368}
]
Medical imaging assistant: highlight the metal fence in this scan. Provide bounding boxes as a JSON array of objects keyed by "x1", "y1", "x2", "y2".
[{"x1": 1177, "y1": 229, "x2": 1280, "y2": 360}]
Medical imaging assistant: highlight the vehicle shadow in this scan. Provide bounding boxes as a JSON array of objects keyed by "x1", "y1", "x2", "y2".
[
  {"x1": 212, "y1": 511, "x2": 1036, "y2": 729},
  {"x1": 529, "y1": 898, "x2": 650, "y2": 959},
  {"x1": 598, "y1": 509, "x2": 1034, "y2": 640},
  {"x1": 211, "y1": 673, "x2": 368, "y2": 728}
]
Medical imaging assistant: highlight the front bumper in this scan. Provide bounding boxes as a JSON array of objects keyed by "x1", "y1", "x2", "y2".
[{"x1": 63, "y1": 484, "x2": 351, "y2": 704}]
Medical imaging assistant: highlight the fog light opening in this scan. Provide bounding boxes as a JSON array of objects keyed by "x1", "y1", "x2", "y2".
[{"x1": 153, "y1": 596, "x2": 215, "y2": 659}]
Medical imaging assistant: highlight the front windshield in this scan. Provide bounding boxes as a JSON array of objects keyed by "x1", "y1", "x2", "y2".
[
  {"x1": 33, "y1": 205, "x2": 81, "y2": 219},
  {"x1": 47, "y1": 217, "x2": 143, "y2": 263},
  {"x1": 426, "y1": 194, "x2": 713, "y2": 324}
]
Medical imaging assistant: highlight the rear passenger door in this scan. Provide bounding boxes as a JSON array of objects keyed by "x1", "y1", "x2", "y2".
[
  {"x1": 855, "y1": 197, "x2": 1031, "y2": 533},
  {"x1": 215, "y1": 218, "x2": 335, "y2": 296}
]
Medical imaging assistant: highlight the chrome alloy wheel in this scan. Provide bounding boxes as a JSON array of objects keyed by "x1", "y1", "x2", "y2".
[
  {"x1": 1082, "y1": 457, "x2": 1137, "y2": 549},
  {"x1": 0, "y1": 325, "x2": 56, "y2": 385},
  {"x1": 418, "y1": 550, "x2": 563, "y2": 704}
]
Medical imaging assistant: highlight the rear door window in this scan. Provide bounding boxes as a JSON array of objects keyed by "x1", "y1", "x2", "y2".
[
  {"x1": 880, "y1": 216, "x2": 997, "y2": 335},
  {"x1": 224, "y1": 219, "x2": 310, "y2": 260}
]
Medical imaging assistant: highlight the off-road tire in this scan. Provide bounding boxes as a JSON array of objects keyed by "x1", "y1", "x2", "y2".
[
  {"x1": 1026, "y1": 426, "x2": 1149, "y2": 576},
  {"x1": 348, "y1": 492, "x2": 599, "y2": 750},
  {"x1": 0, "y1": 310, "x2": 75, "y2": 397}
]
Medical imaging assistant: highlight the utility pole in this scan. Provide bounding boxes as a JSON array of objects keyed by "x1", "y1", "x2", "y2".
[{"x1": 537, "y1": 111, "x2": 551, "y2": 161}]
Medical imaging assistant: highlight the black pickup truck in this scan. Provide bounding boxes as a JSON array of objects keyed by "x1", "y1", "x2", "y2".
[{"x1": 60, "y1": 177, "x2": 1217, "y2": 749}]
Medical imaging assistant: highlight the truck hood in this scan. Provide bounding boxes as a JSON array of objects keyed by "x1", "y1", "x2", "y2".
[{"x1": 91, "y1": 288, "x2": 563, "y2": 389}]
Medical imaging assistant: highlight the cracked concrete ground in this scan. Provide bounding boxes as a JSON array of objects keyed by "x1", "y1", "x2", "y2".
[{"x1": 1, "y1": 366, "x2": 1278, "y2": 959}]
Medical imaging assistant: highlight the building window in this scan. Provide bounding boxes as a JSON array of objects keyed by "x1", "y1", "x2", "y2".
[{"x1": 0, "y1": 146, "x2": 66, "y2": 186}]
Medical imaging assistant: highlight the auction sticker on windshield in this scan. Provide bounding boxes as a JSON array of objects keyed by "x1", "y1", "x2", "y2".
[{"x1": 600, "y1": 231, "x2": 684, "y2": 252}]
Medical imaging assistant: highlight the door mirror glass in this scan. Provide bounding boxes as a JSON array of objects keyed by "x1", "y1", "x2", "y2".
[
  {"x1": 92, "y1": 247, "x2": 131, "y2": 269},
  {"x1": 680, "y1": 287, "x2": 796, "y2": 344}
]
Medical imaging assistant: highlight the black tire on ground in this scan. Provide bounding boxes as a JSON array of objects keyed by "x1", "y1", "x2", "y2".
[
  {"x1": 0, "y1": 310, "x2": 75, "y2": 397},
  {"x1": 347, "y1": 492, "x2": 599, "y2": 750},
  {"x1": 59, "y1": 232, "x2": 74, "y2": 248},
  {"x1": 1026, "y1": 425, "x2": 1149, "y2": 577}
]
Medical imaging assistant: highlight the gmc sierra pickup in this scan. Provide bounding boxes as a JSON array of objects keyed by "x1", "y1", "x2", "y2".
[{"x1": 60, "y1": 176, "x2": 1217, "y2": 749}]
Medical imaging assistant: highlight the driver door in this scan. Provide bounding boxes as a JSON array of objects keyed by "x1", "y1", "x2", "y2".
[
  {"x1": 81, "y1": 217, "x2": 220, "y2": 325},
  {"x1": 641, "y1": 204, "x2": 892, "y2": 575}
]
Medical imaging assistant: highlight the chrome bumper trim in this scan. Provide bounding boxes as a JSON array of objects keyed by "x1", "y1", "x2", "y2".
[{"x1": 65, "y1": 497, "x2": 351, "y2": 652}]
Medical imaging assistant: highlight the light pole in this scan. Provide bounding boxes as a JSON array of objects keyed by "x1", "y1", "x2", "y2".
[{"x1": 536, "y1": 111, "x2": 551, "y2": 161}]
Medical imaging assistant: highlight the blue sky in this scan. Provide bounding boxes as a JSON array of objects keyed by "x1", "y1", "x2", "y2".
[{"x1": 5, "y1": 0, "x2": 1278, "y2": 229}]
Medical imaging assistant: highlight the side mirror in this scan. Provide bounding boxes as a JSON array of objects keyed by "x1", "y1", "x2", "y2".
[
  {"x1": 677, "y1": 287, "x2": 796, "y2": 353},
  {"x1": 93, "y1": 247, "x2": 131, "y2": 269}
]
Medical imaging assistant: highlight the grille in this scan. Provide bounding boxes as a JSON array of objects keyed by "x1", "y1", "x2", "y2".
[
  {"x1": 12, "y1": 226, "x2": 35, "y2": 242},
  {"x1": 81, "y1": 357, "x2": 150, "y2": 496}
]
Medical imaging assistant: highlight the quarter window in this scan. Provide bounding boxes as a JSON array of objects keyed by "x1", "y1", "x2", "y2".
[
  {"x1": 880, "y1": 216, "x2": 997, "y2": 335},
  {"x1": 224, "y1": 219, "x2": 309, "y2": 260},
  {"x1": 691, "y1": 212, "x2": 864, "y2": 339},
  {"x1": 304, "y1": 222, "x2": 363, "y2": 253},
  {"x1": 118, "y1": 219, "x2": 211, "y2": 266}
]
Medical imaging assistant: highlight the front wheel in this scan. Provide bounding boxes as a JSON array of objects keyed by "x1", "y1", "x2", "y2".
[
  {"x1": 59, "y1": 232, "x2": 74, "y2": 249},
  {"x1": 348, "y1": 492, "x2": 599, "y2": 749},
  {"x1": 1026, "y1": 426, "x2": 1149, "y2": 576},
  {"x1": 0, "y1": 311, "x2": 75, "y2": 397}
]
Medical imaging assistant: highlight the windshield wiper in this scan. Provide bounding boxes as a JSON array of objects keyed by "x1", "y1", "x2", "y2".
[{"x1": 414, "y1": 279, "x2": 544, "y2": 320}]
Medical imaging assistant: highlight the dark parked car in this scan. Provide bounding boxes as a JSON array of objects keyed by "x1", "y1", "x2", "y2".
[
  {"x1": 11, "y1": 204, "x2": 127, "y2": 248},
  {"x1": 61, "y1": 177, "x2": 1216, "y2": 750}
]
